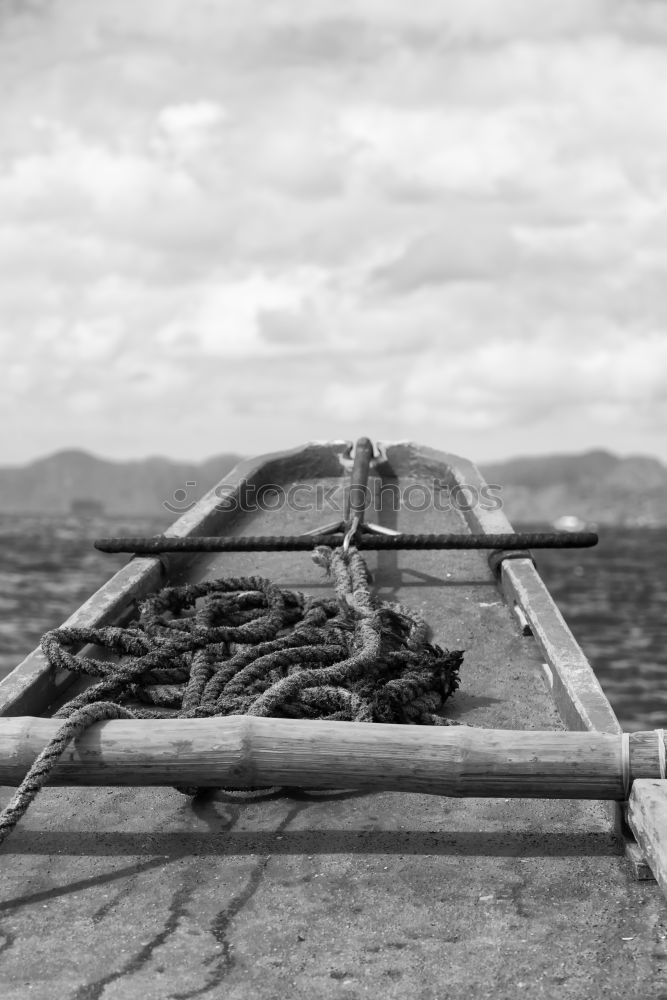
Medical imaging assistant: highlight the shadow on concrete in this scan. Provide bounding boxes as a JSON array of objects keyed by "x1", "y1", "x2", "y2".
[
  {"x1": 0, "y1": 855, "x2": 170, "y2": 912},
  {"x1": 1, "y1": 828, "x2": 621, "y2": 859}
]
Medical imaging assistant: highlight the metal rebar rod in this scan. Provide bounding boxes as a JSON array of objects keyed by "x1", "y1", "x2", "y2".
[{"x1": 94, "y1": 531, "x2": 598, "y2": 554}]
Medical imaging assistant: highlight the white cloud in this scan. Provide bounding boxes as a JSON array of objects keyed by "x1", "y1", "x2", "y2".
[
  {"x1": 401, "y1": 329, "x2": 667, "y2": 430},
  {"x1": 372, "y1": 221, "x2": 520, "y2": 290},
  {"x1": 152, "y1": 271, "x2": 325, "y2": 358},
  {"x1": 0, "y1": 124, "x2": 201, "y2": 234},
  {"x1": 153, "y1": 101, "x2": 227, "y2": 162}
]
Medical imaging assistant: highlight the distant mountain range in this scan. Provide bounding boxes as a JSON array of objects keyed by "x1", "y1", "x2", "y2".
[
  {"x1": 481, "y1": 449, "x2": 667, "y2": 526},
  {"x1": 0, "y1": 450, "x2": 243, "y2": 517},
  {"x1": 0, "y1": 447, "x2": 665, "y2": 524}
]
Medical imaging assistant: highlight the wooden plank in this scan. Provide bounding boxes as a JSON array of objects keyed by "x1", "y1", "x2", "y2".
[
  {"x1": 497, "y1": 561, "x2": 621, "y2": 735},
  {"x1": 627, "y1": 780, "x2": 667, "y2": 896},
  {"x1": 0, "y1": 719, "x2": 664, "y2": 797}
]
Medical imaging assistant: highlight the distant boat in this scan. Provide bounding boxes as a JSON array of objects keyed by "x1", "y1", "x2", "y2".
[{"x1": 552, "y1": 514, "x2": 587, "y2": 532}]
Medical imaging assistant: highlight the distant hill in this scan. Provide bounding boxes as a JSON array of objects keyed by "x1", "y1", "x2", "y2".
[
  {"x1": 481, "y1": 450, "x2": 667, "y2": 526},
  {"x1": 0, "y1": 450, "x2": 243, "y2": 515},
  {"x1": 0, "y1": 447, "x2": 665, "y2": 524}
]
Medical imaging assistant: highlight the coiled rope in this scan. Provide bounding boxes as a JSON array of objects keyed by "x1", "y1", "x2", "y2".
[{"x1": 0, "y1": 545, "x2": 463, "y2": 844}]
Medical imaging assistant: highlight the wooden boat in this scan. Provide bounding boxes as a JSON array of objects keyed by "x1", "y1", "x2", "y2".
[{"x1": 0, "y1": 439, "x2": 665, "y2": 997}]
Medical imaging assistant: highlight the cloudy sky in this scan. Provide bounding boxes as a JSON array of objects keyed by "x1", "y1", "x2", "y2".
[{"x1": 2, "y1": 0, "x2": 667, "y2": 465}]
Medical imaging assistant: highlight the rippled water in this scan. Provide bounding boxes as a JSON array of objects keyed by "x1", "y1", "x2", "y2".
[
  {"x1": 0, "y1": 514, "x2": 168, "y2": 680},
  {"x1": 532, "y1": 526, "x2": 667, "y2": 732},
  {"x1": 0, "y1": 516, "x2": 665, "y2": 731}
]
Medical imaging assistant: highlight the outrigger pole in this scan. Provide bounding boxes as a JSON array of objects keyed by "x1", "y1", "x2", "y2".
[{"x1": 0, "y1": 716, "x2": 664, "y2": 800}]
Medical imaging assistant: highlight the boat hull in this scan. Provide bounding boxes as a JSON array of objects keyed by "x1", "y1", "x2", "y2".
[{"x1": 0, "y1": 441, "x2": 664, "y2": 998}]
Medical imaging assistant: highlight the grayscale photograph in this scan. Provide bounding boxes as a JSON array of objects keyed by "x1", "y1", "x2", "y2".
[{"x1": 0, "y1": 2, "x2": 666, "y2": 997}]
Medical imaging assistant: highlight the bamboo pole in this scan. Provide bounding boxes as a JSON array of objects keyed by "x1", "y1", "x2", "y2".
[{"x1": 0, "y1": 717, "x2": 664, "y2": 798}]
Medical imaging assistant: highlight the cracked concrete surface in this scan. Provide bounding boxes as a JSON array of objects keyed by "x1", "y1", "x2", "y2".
[{"x1": 1, "y1": 785, "x2": 665, "y2": 999}]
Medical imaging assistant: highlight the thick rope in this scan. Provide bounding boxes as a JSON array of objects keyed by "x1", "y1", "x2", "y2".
[{"x1": 0, "y1": 546, "x2": 463, "y2": 844}]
